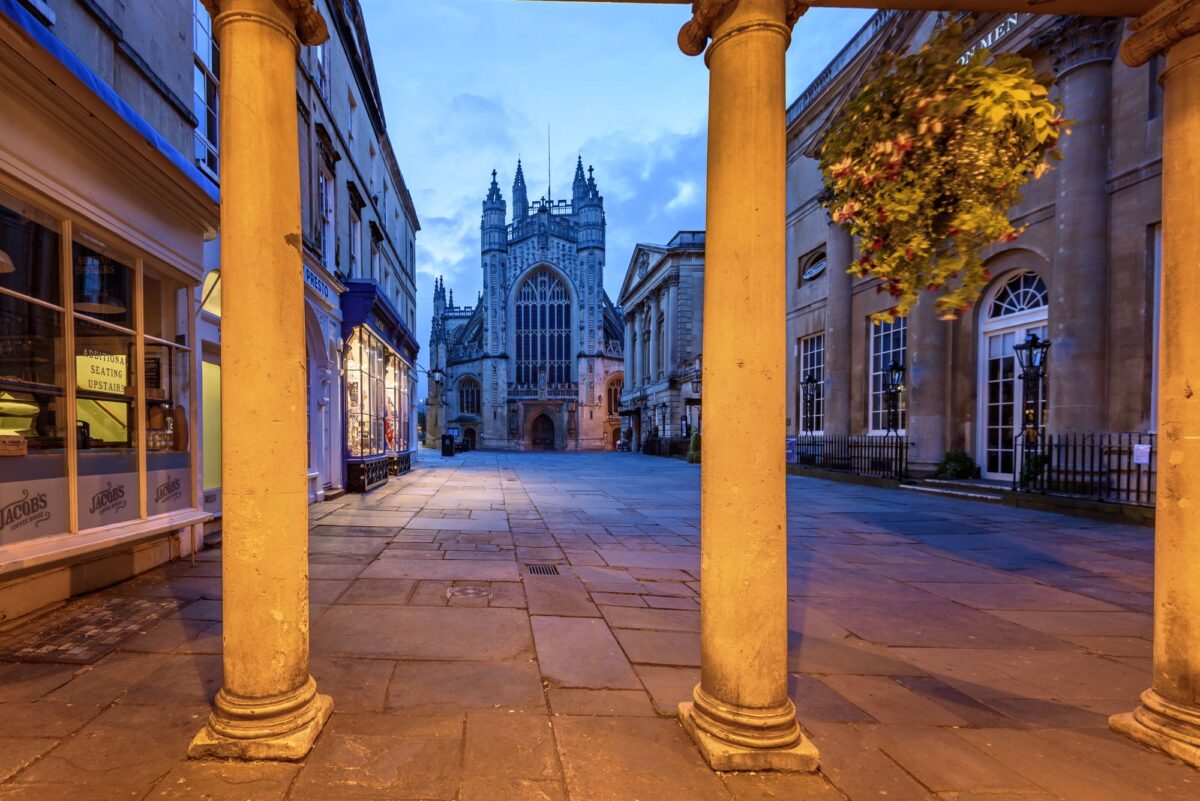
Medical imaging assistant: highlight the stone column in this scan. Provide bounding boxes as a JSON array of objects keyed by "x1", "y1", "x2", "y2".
[
  {"x1": 189, "y1": 0, "x2": 333, "y2": 760},
  {"x1": 677, "y1": 0, "x2": 817, "y2": 771},
  {"x1": 630, "y1": 314, "x2": 640, "y2": 389},
  {"x1": 649, "y1": 291, "x2": 661, "y2": 382},
  {"x1": 666, "y1": 277, "x2": 679, "y2": 376},
  {"x1": 1042, "y1": 16, "x2": 1119, "y2": 434},
  {"x1": 824, "y1": 222, "x2": 853, "y2": 437},
  {"x1": 1110, "y1": 5, "x2": 1200, "y2": 769},
  {"x1": 623, "y1": 316, "x2": 634, "y2": 387},
  {"x1": 907, "y1": 292, "x2": 948, "y2": 472}
]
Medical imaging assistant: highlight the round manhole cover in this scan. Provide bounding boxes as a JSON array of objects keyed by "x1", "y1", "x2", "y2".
[{"x1": 446, "y1": 585, "x2": 491, "y2": 599}]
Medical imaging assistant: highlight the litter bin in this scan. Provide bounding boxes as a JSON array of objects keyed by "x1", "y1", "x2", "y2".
[{"x1": 441, "y1": 434, "x2": 455, "y2": 457}]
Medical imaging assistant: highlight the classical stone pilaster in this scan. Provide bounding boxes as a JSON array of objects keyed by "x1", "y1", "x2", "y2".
[
  {"x1": 623, "y1": 316, "x2": 634, "y2": 387},
  {"x1": 823, "y1": 222, "x2": 853, "y2": 437},
  {"x1": 649, "y1": 291, "x2": 661, "y2": 382},
  {"x1": 677, "y1": 0, "x2": 817, "y2": 773},
  {"x1": 189, "y1": 0, "x2": 332, "y2": 760},
  {"x1": 631, "y1": 330, "x2": 639, "y2": 389},
  {"x1": 1039, "y1": 16, "x2": 1118, "y2": 435},
  {"x1": 907, "y1": 292, "x2": 948, "y2": 472},
  {"x1": 666, "y1": 277, "x2": 679, "y2": 377},
  {"x1": 1110, "y1": 2, "x2": 1200, "y2": 768}
]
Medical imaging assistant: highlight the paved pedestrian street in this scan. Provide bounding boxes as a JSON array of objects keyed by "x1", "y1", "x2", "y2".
[{"x1": 0, "y1": 450, "x2": 1195, "y2": 800}]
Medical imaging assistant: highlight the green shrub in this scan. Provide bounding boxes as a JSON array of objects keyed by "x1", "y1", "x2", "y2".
[
  {"x1": 687, "y1": 432, "x2": 702, "y2": 464},
  {"x1": 1020, "y1": 451, "x2": 1049, "y2": 488},
  {"x1": 933, "y1": 450, "x2": 980, "y2": 479}
]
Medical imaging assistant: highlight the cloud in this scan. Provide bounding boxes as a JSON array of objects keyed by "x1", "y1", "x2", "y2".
[
  {"x1": 357, "y1": 0, "x2": 876, "y2": 381},
  {"x1": 665, "y1": 180, "x2": 699, "y2": 213}
]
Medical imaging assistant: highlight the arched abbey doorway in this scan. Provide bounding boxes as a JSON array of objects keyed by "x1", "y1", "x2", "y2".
[{"x1": 531, "y1": 414, "x2": 555, "y2": 450}]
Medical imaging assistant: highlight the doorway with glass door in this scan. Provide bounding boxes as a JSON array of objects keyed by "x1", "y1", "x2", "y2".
[{"x1": 978, "y1": 271, "x2": 1049, "y2": 481}]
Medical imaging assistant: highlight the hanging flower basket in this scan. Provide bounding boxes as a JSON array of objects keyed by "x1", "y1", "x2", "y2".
[{"x1": 819, "y1": 21, "x2": 1069, "y2": 321}]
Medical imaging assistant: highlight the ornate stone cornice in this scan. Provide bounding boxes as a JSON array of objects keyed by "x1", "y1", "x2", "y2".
[
  {"x1": 678, "y1": 0, "x2": 806, "y2": 57},
  {"x1": 1036, "y1": 15, "x2": 1120, "y2": 77},
  {"x1": 202, "y1": 0, "x2": 328, "y2": 46},
  {"x1": 1122, "y1": 0, "x2": 1200, "y2": 66}
]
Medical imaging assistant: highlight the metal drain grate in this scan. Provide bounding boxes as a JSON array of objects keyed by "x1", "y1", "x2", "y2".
[
  {"x1": 524, "y1": 563, "x2": 560, "y2": 576},
  {"x1": 0, "y1": 595, "x2": 185, "y2": 665},
  {"x1": 456, "y1": 533, "x2": 493, "y2": 544}
]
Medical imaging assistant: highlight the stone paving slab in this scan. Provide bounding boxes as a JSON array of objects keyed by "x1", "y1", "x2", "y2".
[{"x1": 0, "y1": 449, "x2": 1190, "y2": 800}]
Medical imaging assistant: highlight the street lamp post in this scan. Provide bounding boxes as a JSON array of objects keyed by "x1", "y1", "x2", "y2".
[
  {"x1": 691, "y1": 373, "x2": 702, "y2": 435},
  {"x1": 1013, "y1": 332, "x2": 1051, "y2": 488},
  {"x1": 883, "y1": 360, "x2": 906, "y2": 437},
  {"x1": 801, "y1": 372, "x2": 818, "y2": 435}
]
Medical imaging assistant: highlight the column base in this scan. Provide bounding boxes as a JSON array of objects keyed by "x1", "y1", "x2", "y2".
[
  {"x1": 679, "y1": 702, "x2": 819, "y2": 772},
  {"x1": 1110, "y1": 690, "x2": 1200, "y2": 768},
  {"x1": 189, "y1": 678, "x2": 333, "y2": 761}
]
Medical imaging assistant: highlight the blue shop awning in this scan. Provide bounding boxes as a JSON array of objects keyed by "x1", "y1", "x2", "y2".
[{"x1": 341, "y1": 279, "x2": 420, "y2": 362}]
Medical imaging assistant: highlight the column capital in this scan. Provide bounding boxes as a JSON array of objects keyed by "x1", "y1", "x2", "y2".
[
  {"x1": 202, "y1": 0, "x2": 328, "y2": 46},
  {"x1": 1036, "y1": 15, "x2": 1120, "y2": 77},
  {"x1": 1122, "y1": 0, "x2": 1200, "y2": 67},
  {"x1": 678, "y1": 0, "x2": 806, "y2": 58}
]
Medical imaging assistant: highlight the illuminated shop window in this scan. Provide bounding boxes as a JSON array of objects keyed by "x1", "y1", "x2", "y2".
[
  {"x1": 346, "y1": 326, "x2": 411, "y2": 459},
  {"x1": 0, "y1": 188, "x2": 199, "y2": 548}
]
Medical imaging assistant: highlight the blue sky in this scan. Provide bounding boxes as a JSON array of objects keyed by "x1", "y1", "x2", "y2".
[{"x1": 359, "y1": 0, "x2": 874, "y2": 378}]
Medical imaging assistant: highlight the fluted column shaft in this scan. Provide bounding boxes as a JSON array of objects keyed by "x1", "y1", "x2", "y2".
[
  {"x1": 677, "y1": 0, "x2": 817, "y2": 772},
  {"x1": 189, "y1": 0, "x2": 332, "y2": 760}
]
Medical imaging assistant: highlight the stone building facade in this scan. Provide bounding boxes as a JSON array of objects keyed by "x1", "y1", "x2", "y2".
[
  {"x1": 427, "y1": 158, "x2": 624, "y2": 451},
  {"x1": 787, "y1": 11, "x2": 1162, "y2": 479},
  {"x1": 196, "y1": 0, "x2": 420, "y2": 501},
  {"x1": 617, "y1": 231, "x2": 705, "y2": 448}
]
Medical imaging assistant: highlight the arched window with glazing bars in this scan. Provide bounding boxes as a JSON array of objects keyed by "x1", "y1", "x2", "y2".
[
  {"x1": 515, "y1": 269, "x2": 572, "y2": 387},
  {"x1": 458, "y1": 376, "x2": 481, "y2": 415}
]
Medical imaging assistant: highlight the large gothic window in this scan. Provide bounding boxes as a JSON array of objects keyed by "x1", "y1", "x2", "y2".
[
  {"x1": 515, "y1": 269, "x2": 572, "y2": 387},
  {"x1": 458, "y1": 376, "x2": 480, "y2": 415},
  {"x1": 606, "y1": 377, "x2": 623, "y2": 417}
]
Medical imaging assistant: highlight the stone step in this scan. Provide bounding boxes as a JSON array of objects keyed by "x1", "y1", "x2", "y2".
[
  {"x1": 921, "y1": 478, "x2": 1010, "y2": 492},
  {"x1": 898, "y1": 483, "x2": 1005, "y2": 503}
]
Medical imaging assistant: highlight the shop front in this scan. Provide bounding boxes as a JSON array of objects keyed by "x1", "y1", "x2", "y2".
[
  {"x1": 341, "y1": 280, "x2": 418, "y2": 492},
  {"x1": 0, "y1": 0, "x2": 217, "y2": 621},
  {"x1": 0, "y1": 186, "x2": 209, "y2": 611}
]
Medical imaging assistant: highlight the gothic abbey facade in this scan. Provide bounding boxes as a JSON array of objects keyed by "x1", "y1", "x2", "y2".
[{"x1": 427, "y1": 158, "x2": 625, "y2": 451}]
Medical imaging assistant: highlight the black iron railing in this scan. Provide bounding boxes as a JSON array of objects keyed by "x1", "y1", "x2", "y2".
[
  {"x1": 787, "y1": 435, "x2": 909, "y2": 480},
  {"x1": 1014, "y1": 432, "x2": 1157, "y2": 507},
  {"x1": 643, "y1": 436, "x2": 689, "y2": 458}
]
